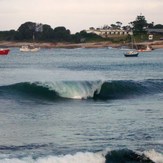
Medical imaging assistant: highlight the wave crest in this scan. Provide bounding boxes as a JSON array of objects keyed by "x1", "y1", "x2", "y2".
[
  {"x1": 0, "y1": 79, "x2": 163, "y2": 100},
  {"x1": 0, "y1": 148, "x2": 162, "y2": 163}
]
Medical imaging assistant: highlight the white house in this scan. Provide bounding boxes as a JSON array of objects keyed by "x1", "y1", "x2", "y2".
[{"x1": 85, "y1": 28, "x2": 133, "y2": 38}]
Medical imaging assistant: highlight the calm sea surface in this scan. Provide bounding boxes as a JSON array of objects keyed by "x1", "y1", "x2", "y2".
[{"x1": 0, "y1": 47, "x2": 163, "y2": 162}]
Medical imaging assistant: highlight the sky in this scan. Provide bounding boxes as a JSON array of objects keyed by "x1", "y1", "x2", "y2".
[{"x1": 0, "y1": 0, "x2": 163, "y2": 33}]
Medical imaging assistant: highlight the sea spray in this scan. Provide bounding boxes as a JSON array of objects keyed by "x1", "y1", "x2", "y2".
[
  {"x1": 0, "y1": 152, "x2": 105, "y2": 163},
  {"x1": 0, "y1": 149, "x2": 162, "y2": 163},
  {"x1": 37, "y1": 80, "x2": 103, "y2": 99},
  {"x1": 144, "y1": 150, "x2": 163, "y2": 163}
]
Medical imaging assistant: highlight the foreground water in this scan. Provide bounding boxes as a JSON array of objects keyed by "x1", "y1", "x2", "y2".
[{"x1": 0, "y1": 47, "x2": 163, "y2": 163}]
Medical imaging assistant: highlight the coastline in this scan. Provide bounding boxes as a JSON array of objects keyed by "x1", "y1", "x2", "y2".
[{"x1": 0, "y1": 40, "x2": 163, "y2": 49}]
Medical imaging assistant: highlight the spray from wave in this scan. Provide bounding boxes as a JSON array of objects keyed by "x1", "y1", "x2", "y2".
[
  {"x1": 0, "y1": 148, "x2": 162, "y2": 163},
  {"x1": 37, "y1": 80, "x2": 102, "y2": 99}
]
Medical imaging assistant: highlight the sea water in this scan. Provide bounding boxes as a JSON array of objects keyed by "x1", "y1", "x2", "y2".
[{"x1": 0, "y1": 47, "x2": 162, "y2": 163}]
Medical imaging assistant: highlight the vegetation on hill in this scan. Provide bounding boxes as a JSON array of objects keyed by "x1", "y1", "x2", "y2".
[{"x1": 0, "y1": 14, "x2": 163, "y2": 43}]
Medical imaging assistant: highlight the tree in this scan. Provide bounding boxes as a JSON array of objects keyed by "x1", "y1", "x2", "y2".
[
  {"x1": 73, "y1": 30, "x2": 102, "y2": 43},
  {"x1": 116, "y1": 21, "x2": 122, "y2": 29},
  {"x1": 110, "y1": 24, "x2": 117, "y2": 29},
  {"x1": 38, "y1": 24, "x2": 53, "y2": 40},
  {"x1": 0, "y1": 30, "x2": 17, "y2": 41},
  {"x1": 102, "y1": 25, "x2": 110, "y2": 29},
  {"x1": 17, "y1": 22, "x2": 36, "y2": 40},
  {"x1": 154, "y1": 24, "x2": 163, "y2": 29},
  {"x1": 147, "y1": 22, "x2": 154, "y2": 28},
  {"x1": 53, "y1": 26, "x2": 71, "y2": 41},
  {"x1": 122, "y1": 25, "x2": 131, "y2": 31},
  {"x1": 130, "y1": 14, "x2": 148, "y2": 34}
]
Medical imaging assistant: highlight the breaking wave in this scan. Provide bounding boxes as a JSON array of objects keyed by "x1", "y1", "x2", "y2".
[
  {"x1": 0, "y1": 79, "x2": 163, "y2": 100},
  {"x1": 0, "y1": 147, "x2": 162, "y2": 163}
]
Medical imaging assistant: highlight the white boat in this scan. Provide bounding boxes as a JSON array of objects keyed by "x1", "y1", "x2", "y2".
[
  {"x1": 137, "y1": 45, "x2": 152, "y2": 52},
  {"x1": 20, "y1": 45, "x2": 40, "y2": 52}
]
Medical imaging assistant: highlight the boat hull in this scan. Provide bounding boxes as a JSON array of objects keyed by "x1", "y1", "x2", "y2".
[
  {"x1": 137, "y1": 45, "x2": 152, "y2": 52},
  {"x1": 124, "y1": 51, "x2": 139, "y2": 57},
  {"x1": 124, "y1": 53, "x2": 139, "y2": 57},
  {"x1": 20, "y1": 45, "x2": 40, "y2": 52},
  {"x1": 0, "y1": 49, "x2": 10, "y2": 55},
  {"x1": 137, "y1": 49, "x2": 152, "y2": 52}
]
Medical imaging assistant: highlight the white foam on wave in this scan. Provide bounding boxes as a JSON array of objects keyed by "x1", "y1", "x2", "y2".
[
  {"x1": 144, "y1": 149, "x2": 163, "y2": 163},
  {"x1": 37, "y1": 80, "x2": 103, "y2": 99},
  {"x1": 0, "y1": 152, "x2": 105, "y2": 163},
  {"x1": 1, "y1": 149, "x2": 163, "y2": 163}
]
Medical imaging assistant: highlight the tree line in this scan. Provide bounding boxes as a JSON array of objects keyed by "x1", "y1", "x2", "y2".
[
  {"x1": 95, "y1": 15, "x2": 163, "y2": 34},
  {"x1": 0, "y1": 22, "x2": 102, "y2": 43},
  {"x1": 0, "y1": 14, "x2": 163, "y2": 42}
]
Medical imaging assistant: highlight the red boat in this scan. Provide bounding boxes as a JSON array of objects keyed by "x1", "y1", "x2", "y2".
[{"x1": 0, "y1": 49, "x2": 10, "y2": 55}]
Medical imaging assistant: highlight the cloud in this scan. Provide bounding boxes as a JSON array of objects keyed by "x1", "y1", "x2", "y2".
[{"x1": 0, "y1": 0, "x2": 162, "y2": 32}]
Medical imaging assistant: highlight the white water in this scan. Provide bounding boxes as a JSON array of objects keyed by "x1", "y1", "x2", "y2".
[
  {"x1": 37, "y1": 80, "x2": 103, "y2": 99},
  {"x1": 0, "y1": 152, "x2": 105, "y2": 163},
  {"x1": 1, "y1": 48, "x2": 163, "y2": 163},
  {"x1": 0, "y1": 150, "x2": 163, "y2": 163},
  {"x1": 144, "y1": 150, "x2": 163, "y2": 163}
]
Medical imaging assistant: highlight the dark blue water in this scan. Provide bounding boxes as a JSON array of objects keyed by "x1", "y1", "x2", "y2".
[{"x1": 0, "y1": 47, "x2": 162, "y2": 162}]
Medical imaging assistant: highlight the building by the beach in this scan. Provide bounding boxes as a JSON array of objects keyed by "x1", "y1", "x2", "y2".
[
  {"x1": 147, "y1": 28, "x2": 163, "y2": 35},
  {"x1": 85, "y1": 27, "x2": 133, "y2": 38}
]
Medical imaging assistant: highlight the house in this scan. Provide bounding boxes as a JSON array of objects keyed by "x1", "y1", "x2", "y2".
[
  {"x1": 147, "y1": 28, "x2": 163, "y2": 40},
  {"x1": 85, "y1": 27, "x2": 133, "y2": 38},
  {"x1": 147, "y1": 28, "x2": 163, "y2": 34}
]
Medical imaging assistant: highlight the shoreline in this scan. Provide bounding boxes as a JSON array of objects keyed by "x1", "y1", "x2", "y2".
[{"x1": 0, "y1": 41, "x2": 163, "y2": 49}]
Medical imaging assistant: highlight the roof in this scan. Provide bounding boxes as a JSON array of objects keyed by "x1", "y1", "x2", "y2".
[{"x1": 147, "y1": 28, "x2": 163, "y2": 33}]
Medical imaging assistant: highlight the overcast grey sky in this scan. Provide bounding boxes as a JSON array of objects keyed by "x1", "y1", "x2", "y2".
[{"x1": 0, "y1": 0, "x2": 162, "y2": 33}]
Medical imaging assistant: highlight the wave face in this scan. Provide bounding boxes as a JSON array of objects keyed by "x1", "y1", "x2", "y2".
[
  {"x1": 0, "y1": 79, "x2": 163, "y2": 100},
  {"x1": 95, "y1": 79, "x2": 163, "y2": 100},
  {"x1": 105, "y1": 149, "x2": 155, "y2": 163},
  {"x1": 0, "y1": 148, "x2": 162, "y2": 163}
]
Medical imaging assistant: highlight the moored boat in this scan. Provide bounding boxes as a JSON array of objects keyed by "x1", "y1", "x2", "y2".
[
  {"x1": 124, "y1": 50, "x2": 139, "y2": 57},
  {"x1": 137, "y1": 45, "x2": 152, "y2": 52},
  {"x1": 124, "y1": 34, "x2": 139, "y2": 57},
  {"x1": 0, "y1": 48, "x2": 10, "y2": 55},
  {"x1": 20, "y1": 45, "x2": 40, "y2": 52}
]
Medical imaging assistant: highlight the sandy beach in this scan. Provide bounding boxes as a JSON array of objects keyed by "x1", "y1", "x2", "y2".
[{"x1": 0, "y1": 40, "x2": 163, "y2": 49}]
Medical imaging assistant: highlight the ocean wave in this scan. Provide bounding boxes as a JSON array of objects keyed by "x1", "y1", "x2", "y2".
[
  {"x1": 0, "y1": 79, "x2": 163, "y2": 101},
  {"x1": 0, "y1": 148, "x2": 162, "y2": 163}
]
